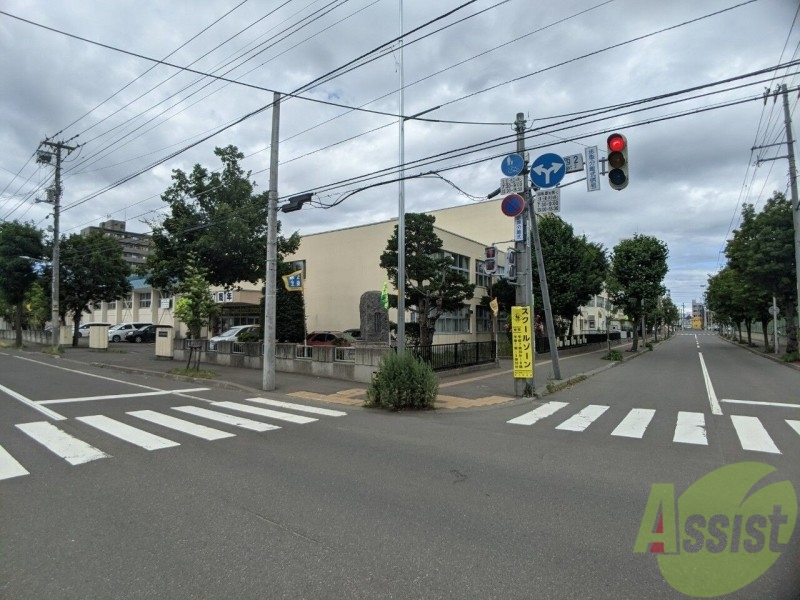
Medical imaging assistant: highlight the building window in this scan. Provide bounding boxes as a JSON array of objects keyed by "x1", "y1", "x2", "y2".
[
  {"x1": 436, "y1": 308, "x2": 470, "y2": 334},
  {"x1": 476, "y1": 305, "x2": 492, "y2": 333},
  {"x1": 139, "y1": 292, "x2": 152, "y2": 308},
  {"x1": 588, "y1": 316, "x2": 596, "y2": 329},
  {"x1": 449, "y1": 252, "x2": 470, "y2": 281},
  {"x1": 475, "y1": 261, "x2": 490, "y2": 289},
  {"x1": 108, "y1": 300, "x2": 116, "y2": 309},
  {"x1": 122, "y1": 294, "x2": 132, "y2": 309}
]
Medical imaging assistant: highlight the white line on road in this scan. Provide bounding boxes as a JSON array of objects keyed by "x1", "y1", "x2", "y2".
[
  {"x1": 730, "y1": 416, "x2": 781, "y2": 454},
  {"x1": 172, "y1": 406, "x2": 282, "y2": 432},
  {"x1": 788, "y1": 420, "x2": 800, "y2": 437},
  {"x1": 611, "y1": 408, "x2": 656, "y2": 439},
  {"x1": 212, "y1": 401, "x2": 317, "y2": 424},
  {"x1": 673, "y1": 412, "x2": 708, "y2": 445},
  {"x1": 128, "y1": 410, "x2": 236, "y2": 440},
  {"x1": 0, "y1": 444, "x2": 29, "y2": 481},
  {"x1": 245, "y1": 398, "x2": 347, "y2": 417},
  {"x1": 40, "y1": 388, "x2": 210, "y2": 405},
  {"x1": 0, "y1": 382, "x2": 66, "y2": 421},
  {"x1": 698, "y1": 353, "x2": 723, "y2": 415},
  {"x1": 506, "y1": 401, "x2": 569, "y2": 426},
  {"x1": 76, "y1": 415, "x2": 180, "y2": 450},
  {"x1": 721, "y1": 399, "x2": 800, "y2": 409},
  {"x1": 555, "y1": 404, "x2": 609, "y2": 432},
  {"x1": 16, "y1": 421, "x2": 109, "y2": 465}
]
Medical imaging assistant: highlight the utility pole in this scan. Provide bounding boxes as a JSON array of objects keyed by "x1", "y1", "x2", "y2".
[
  {"x1": 514, "y1": 113, "x2": 561, "y2": 388},
  {"x1": 38, "y1": 138, "x2": 77, "y2": 352},
  {"x1": 263, "y1": 92, "x2": 280, "y2": 391}
]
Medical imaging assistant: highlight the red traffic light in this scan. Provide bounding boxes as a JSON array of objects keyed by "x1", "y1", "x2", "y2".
[{"x1": 607, "y1": 134, "x2": 626, "y2": 153}]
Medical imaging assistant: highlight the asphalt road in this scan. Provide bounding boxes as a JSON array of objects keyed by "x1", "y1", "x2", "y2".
[{"x1": 0, "y1": 333, "x2": 798, "y2": 599}]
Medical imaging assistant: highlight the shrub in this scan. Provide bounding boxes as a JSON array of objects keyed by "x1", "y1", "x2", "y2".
[
  {"x1": 603, "y1": 349, "x2": 623, "y2": 361},
  {"x1": 366, "y1": 351, "x2": 438, "y2": 411},
  {"x1": 646, "y1": 342, "x2": 654, "y2": 351}
]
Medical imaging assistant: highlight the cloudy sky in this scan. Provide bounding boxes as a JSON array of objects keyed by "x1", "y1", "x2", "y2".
[{"x1": 1, "y1": 0, "x2": 798, "y2": 316}]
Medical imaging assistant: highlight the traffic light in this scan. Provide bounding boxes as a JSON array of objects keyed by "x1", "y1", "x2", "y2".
[
  {"x1": 505, "y1": 248, "x2": 517, "y2": 281},
  {"x1": 606, "y1": 133, "x2": 628, "y2": 191},
  {"x1": 484, "y1": 246, "x2": 497, "y2": 275}
]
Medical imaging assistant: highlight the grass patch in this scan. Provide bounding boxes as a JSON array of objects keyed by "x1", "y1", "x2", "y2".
[
  {"x1": 603, "y1": 349, "x2": 623, "y2": 361},
  {"x1": 546, "y1": 375, "x2": 587, "y2": 394},
  {"x1": 167, "y1": 367, "x2": 217, "y2": 379}
]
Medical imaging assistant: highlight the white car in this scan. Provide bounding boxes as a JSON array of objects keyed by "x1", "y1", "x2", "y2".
[
  {"x1": 208, "y1": 325, "x2": 260, "y2": 349},
  {"x1": 108, "y1": 322, "x2": 152, "y2": 342}
]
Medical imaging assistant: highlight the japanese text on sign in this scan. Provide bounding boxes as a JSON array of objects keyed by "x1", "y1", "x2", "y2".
[
  {"x1": 511, "y1": 305, "x2": 534, "y2": 379},
  {"x1": 500, "y1": 176, "x2": 525, "y2": 195},
  {"x1": 585, "y1": 146, "x2": 600, "y2": 192},
  {"x1": 535, "y1": 188, "x2": 560, "y2": 214}
]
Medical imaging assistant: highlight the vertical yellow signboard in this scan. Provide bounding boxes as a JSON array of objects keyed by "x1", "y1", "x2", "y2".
[{"x1": 511, "y1": 306, "x2": 534, "y2": 379}]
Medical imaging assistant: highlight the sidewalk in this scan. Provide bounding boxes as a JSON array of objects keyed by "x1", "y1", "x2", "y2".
[{"x1": 16, "y1": 338, "x2": 649, "y2": 410}]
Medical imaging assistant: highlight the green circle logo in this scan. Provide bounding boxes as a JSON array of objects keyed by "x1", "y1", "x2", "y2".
[{"x1": 635, "y1": 462, "x2": 797, "y2": 597}]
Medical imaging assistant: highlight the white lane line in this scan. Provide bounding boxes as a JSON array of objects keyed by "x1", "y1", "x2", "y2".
[
  {"x1": 788, "y1": 420, "x2": 800, "y2": 436},
  {"x1": 0, "y1": 444, "x2": 29, "y2": 481},
  {"x1": 611, "y1": 408, "x2": 656, "y2": 439},
  {"x1": 76, "y1": 415, "x2": 179, "y2": 450},
  {"x1": 731, "y1": 416, "x2": 781, "y2": 454},
  {"x1": 172, "y1": 406, "x2": 281, "y2": 432},
  {"x1": 0, "y1": 382, "x2": 66, "y2": 421},
  {"x1": 722, "y1": 399, "x2": 800, "y2": 409},
  {"x1": 13, "y1": 355, "x2": 168, "y2": 391},
  {"x1": 245, "y1": 398, "x2": 347, "y2": 417},
  {"x1": 673, "y1": 412, "x2": 708, "y2": 445},
  {"x1": 16, "y1": 422, "x2": 109, "y2": 465},
  {"x1": 698, "y1": 353, "x2": 723, "y2": 415},
  {"x1": 507, "y1": 401, "x2": 569, "y2": 425},
  {"x1": 40, "y1": 388, "x2": 210, "y2": 405},
  {"x1": 555, "y1": 404, "x2": 609, "y2": 432},
  {"x1": 212, "y1": 401, "x2": 317, "y2": 424},
  {"x1": 128, "y1": 410, "x2": 235, "y2": 441}
]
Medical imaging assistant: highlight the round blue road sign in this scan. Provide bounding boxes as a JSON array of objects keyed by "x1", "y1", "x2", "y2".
[
  {"x1": 530, "y1": 153, "x2": 565, "y2": 189},
  {"x1": 500, "y1": 154, "x2": 525, "y2": 177},
  {"x1": 501, "y1": 193, "x2": 526, "y2": 217}
]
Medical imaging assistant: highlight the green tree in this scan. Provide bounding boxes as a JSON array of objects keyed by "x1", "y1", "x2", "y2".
[
  {"x1": 531, "y1": 214, "x2": 607, "y2": 335},
  {"x1": 173, "y1": 260, "x2": 220, "y2": 340},
  {"x1": 144, "y1": 145, "x2": 300, "y2": 294},
  {"x1": 25, "y1": 282, "x2": 50, "y2": 331},
  {"x1": 705, "y1": 266, "x2": 764, "y2": 344},
  {"x1": 725, "y1": 193, "x2": 797, "y2": 354},
  {"x1": 57, "y1": 231, "x2": 132, "y2": 346},
  {"x1": 607, "y1": 234, "x2": 669, "y2": 352},
  {"x1": 380, "y1": 213, "x2": 475, "y2": 347},
  {"x1": 0, "y1": 221, "x2": 45, "y2": 346}
]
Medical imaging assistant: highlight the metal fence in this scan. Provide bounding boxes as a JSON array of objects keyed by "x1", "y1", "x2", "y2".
[{"x1": 409, "y1": 340, "x2": 496, "y2": 371}]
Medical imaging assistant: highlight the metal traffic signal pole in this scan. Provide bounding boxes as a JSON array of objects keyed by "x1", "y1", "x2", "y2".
[
  {"x1": 263, "y1": 92, "x2": 280, "y2": 391},
  {"x1": 514, "y1": 113, "x2": 561, "y2": 385}
]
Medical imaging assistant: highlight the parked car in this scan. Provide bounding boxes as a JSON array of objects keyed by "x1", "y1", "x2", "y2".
[
  {"x1": 305, "y1": 331, "x2": 356, "y2": 346},
  {"x1": 76, "y1": 322, "x2": 105, "y2": 337},
  {"x1": 343, "y1": 328, "x2": 362, "y2": 340},
  {"x1": 208, "y1": 324, "x2": 260, "y2": 350},
  {"x1": 124, "y1": 324, "x2": 157, "y2": 343},
  {"x1": 108, "y1": 322, "x2": 152, "y2": 342}
]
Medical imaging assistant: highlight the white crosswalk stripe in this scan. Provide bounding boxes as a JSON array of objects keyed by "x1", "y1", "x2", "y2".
[
  {"x1": 16, "y1": 421, "x2": 109, "y2": 465},
  {"x1": 128, "y1": 410, "x2": 236, "y2": 441},
  {"x1": 731, "y1": 416, "x2": 780, "y2": 454},
  {"x1": 507, "y1": 401, "x2": 569, "y2": 425},
  {"x1": 555, "y1": 404, "x2": 609, "y2": 432},
  {"x1": 245, "y1": 398, "x2": 347, "y2": 417},
  {"x1": 0, "y1": 443, "x2": 29, "y2": 481},
  {"x1": 673, "y1": 412, "x2": 708, "y2": 446},
  {"x1": 611, "y1": 409, "x2": 656, "y2": 439},
  {"x1": 787, "y1": 420, "x2": 800, "y2": 437},
  {"x1": 172, "y1": 406, "x2": 281, "y2": 432},
  {"x1": 76, "y1": 415, "x2": 179, "y2": 450},
  {"x1": 213, "y1": 401, "x2": 318, "y2": 424}
]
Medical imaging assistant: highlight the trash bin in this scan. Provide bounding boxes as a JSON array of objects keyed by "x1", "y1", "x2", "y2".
[
  {"x1": 155, "y1": 325, "x2": 174, "y2": 359},
  {"x1": 89, "y1": 323, "x2": 110, "y2": 351}
]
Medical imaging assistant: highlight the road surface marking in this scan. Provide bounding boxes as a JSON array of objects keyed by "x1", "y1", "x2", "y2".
[
  {"x1": 698, "y1": 353, "x2": 723, "y2": 415},
  {"x1": 212, "y1": 401, "x2": 317, "y2": 424},
  {"x1": 611, "y1": 408, "x2": 656, "y2": 439},
  {"x1": 788, "y1": 420, "x2": 800, "y2": 437},
  {"x1": 0, "y1": 382, "x2": 66, "y2": 421},
  {"x1": 507, "y1": 401, "x2": 569, "y2": 426},
  {"x1": 555, "y1": 404, "x2": 609, "y2": 432},
  {"x1": 76, "y1": 415, "x2": 179, "y2": 450},
  {"x1": 673, "y1": 412, "x2": 708, "y2": 445},
  {"x1": 16, "y1": 421, "x2": 109, "y2": 465},
  {"x1": 245, "y1": 398, "x2": 347, "y2": 417},
  {"x1": 721, "y1": 399, "x2": 800, "y2": 409},
  {"x1": 731, "y1": 416, "x2": 781, "y2": 454},
  {"x1": 41, "y1": 388, "x2": 210, "y2": 404},
  {"x1": 0, "y1": 444, "x2": 29, "y2": 481},
  {"x1": 128, "y1": 410, "x2": 235, "y2": 440},
  {"x1": 172, "y1": 406, "x2": 281, "y2": 432}
]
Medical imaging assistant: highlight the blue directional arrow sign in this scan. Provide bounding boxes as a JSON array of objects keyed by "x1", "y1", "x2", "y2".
[
  {"x1": 530, "y1": 153, "x2": 565, "y2": 189},
  {"x1": 500, "y1": 153, "x2": 525, "y2": 177}
]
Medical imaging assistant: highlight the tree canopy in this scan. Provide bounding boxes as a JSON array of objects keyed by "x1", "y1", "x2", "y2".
[
  {"x1": 380, "y1": 213, "x2": 475, "y2": 347},
  {"x1": 0, "y1": 221, "x2": 44, "y2": 345}
]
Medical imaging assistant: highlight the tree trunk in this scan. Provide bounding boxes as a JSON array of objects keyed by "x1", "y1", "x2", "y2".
[
  {"x1": 761, "y1": 317, "x2": 771, "y2": 352},
  {"x1": 786, "y1": 301, "x2": 798, "y2": 355},
  {"x1": 14, "y1": 301, "x2": 24, "y2": 347},
  {"x1": 631, "y1": 324, "x2": 639, "y2": 352},
  {"x1": 746, "y1": 321, "x2": 752, "y2": 346}
]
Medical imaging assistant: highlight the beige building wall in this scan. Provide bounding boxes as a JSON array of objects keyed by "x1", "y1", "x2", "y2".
[
  {"x1": 287, "y1": 218, "x2": 501, "y2": 344},
  {"x1": 427, "y1": 199, "x2": 512, "y2": 246}
]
